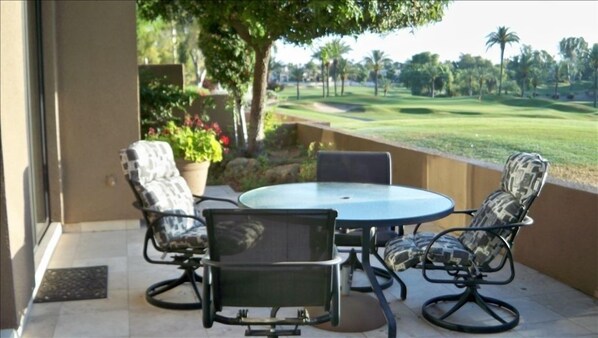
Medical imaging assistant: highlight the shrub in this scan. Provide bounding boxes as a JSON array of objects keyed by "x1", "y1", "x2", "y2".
[{"x1": 139, "y1": 73, "x2": 197, "y2": 135}]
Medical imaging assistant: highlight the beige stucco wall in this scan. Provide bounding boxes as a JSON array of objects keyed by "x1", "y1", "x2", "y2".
[
  {"x1": 2, "y1": 1, "x2": 140, "y2": 329},
  {"x1": 53, "y1": 1, "x2": 139, "y2": 223},
  {"x1": 295, "y1": 121, "x2": 598, "y2": 297},
  {"x1": 0, "y1": 1, "x2": 36, "y2": 329}
]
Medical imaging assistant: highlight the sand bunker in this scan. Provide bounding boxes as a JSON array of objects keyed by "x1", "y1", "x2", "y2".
[{"x1": 312, "y1": 102, "x2": 362, "y2": 113}]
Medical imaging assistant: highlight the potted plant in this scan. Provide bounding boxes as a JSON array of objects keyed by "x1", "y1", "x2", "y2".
[{"x1": 146, "y1": 114, "x2": 230, "y2": 195}]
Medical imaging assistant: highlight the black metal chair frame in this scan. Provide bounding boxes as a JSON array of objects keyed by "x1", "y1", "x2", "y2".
[
  {"x1": 201, "y1": 208, "x2": 341, "y2": 337},
  {"x1": 127, "y1": 179, "x2": 237, "y2": 310},
  {"x1": 416, "y1": 209, "x2": 534, "y2": 333},
  {"x1": 316, "y1": 150, "x2": 407, "y2": 298}
]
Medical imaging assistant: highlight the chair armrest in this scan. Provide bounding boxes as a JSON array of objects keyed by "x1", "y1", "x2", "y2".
[
  {"x1": 193, "y1": 195, "x2": 238, "y2": 207},
  {"x1": 420, "y1": 216, "x2": 533, "y2": 285},
  {"x1": 202, "y1": 256, "x2": 343, "y2": 269},
  {"x1": 133, "y1": 201, "x2": 206, "y2": 226},
  {"x1": 411, "y1": 209, "x2": 477, "y2": 235},
  {"x1": 452, "y1": 208, "x2": 478, "y2": 217}
]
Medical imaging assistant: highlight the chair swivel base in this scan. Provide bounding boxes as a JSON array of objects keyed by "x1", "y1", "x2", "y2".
[
  {"x1": 421, "y1": 287, "x2": 519, "y2": 333},
  {"x1": 146, "y1": 269, "x2": 203, "y2": 310},
  {"x1": 343, "y1": 249, "x2": 393, "y2": 292}
]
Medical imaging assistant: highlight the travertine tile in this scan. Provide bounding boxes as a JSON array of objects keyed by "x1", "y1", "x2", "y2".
[
  {"x1": 20, "y1": 186, "x2": 598, "y2": 338},
  {"x1": 53, "y1": 310, "x2": 129, "y2": 337}
]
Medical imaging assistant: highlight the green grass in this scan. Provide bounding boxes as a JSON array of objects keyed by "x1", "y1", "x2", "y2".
[{"x1": 273, "y1": 85, "x2": 598, "y2": 187}]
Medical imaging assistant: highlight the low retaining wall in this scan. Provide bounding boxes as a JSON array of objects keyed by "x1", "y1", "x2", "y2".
[{"x1": 294, "y1": 120, "x2": 598, "y2": 298}]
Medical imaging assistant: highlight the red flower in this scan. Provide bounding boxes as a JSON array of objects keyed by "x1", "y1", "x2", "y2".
[
  {"x1": 220, "y1": 135, "x2": 230, "y2": 146},
  {"x1": 192, "y1": 115, "x2": 203, "y2": 129},
  {"x1": 211, "y1": 122, "x2": 222, "y2": 134}
]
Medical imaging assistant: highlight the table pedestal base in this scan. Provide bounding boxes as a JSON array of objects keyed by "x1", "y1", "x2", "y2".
[{"x1": 307, "y1": 293, "x2": 386, "y2": 332}]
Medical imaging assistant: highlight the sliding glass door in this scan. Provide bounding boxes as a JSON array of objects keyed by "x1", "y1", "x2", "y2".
[{"x1": 27, "y1": 0, "x2": 50, "y2": 244}]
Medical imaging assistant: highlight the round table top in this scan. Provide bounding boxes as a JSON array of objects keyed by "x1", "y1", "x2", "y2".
[{"x1": 238, "y1": 182, "x2": 454, "y2": 228}]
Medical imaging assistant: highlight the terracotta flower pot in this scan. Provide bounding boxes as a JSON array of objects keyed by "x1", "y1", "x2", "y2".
[{"x1": 175, "y1": 159, "x2": 210, "y2": 196}]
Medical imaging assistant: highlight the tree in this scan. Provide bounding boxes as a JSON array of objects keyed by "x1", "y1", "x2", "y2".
[
  {"x1": 289, "y1": 65, "x2": 304, "y2": 100},
  {"x1": 530, "y1": 50, "x2": 554, "y2": 97},
  {"x1": 364, "y1": 50, "x2": 391, "y2": 96},
  {"x1": 486, "y1": 26, "x2": 520, "y2": 96},
  {"x1": 351, "y1": 63, "x2": 369, "y2": 83},
  {"x1": 138, "y1": 0, "x2": 449, "y2": 155},
  {"x1": 399, "y1": 52, "x2": 441, "y2": 96},
  {"x1": 474, "y1": 59, "x2": 494, "y2": 100},
  {"x1": 304, "y1": 60, "x2": 319, "y2": 82},
  {"x1": 380, "y1": 78, "x2": 392, "y2": 96},
  {"x1": 559, "y1": 37, "x2": 589, "y2": 92},
  {"x1": 198, "y1": 24, "x2": 253, "y2": 148},
  {"x1": 589, "y1": 43, "x2": 598, "y2": 108},
  {"x1": 337, "y1": 58, "x2": 350, "y2": 96},
  {"x1": 455, "y1": 54, "x2": 477, "y2": 96},
  {"x1": 551, "y1": 61, "x2": 566, "y2": 99},
  {"x1": 509, "y1": 45, "x2": 533, "y2": 97},
  {"x1": 325, "y1": 39, "x2": 352, "y2": 96},
  {"x1": 311, "y1": 47, "x2": 329, "y2": 98},
  {"x1": 423, "y1": 63, "x2": 442, "y2": 98}
]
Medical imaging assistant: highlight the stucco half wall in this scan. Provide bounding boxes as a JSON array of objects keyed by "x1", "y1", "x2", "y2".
[{"x1": 294, "y1": 120, "x2": 598, "y2": 298}]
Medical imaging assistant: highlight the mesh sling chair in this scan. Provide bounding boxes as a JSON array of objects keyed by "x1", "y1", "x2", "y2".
[
  {"x1": 202, "y1": 208, "x2": 341, "y2": 337},
  {"x1": 316, "y1": 150, "x2": 406, "y2": 298},
  {"x1": 384, "y1": 152, "x2": 549, "y2": 333},
  {"x1": 120, "y1": 140, "x2": 237, "y2": 310}
]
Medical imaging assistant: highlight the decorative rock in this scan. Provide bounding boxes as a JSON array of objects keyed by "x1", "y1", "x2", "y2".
[
  {"x1": 264, "y1": 163, "x2": 301, "y2": 184},
  {"x1": 224, "y1": 157, "x2": 260, "y2": 179}
]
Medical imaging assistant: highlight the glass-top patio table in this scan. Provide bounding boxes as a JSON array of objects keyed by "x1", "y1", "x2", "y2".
[{"x1": 238, "y1": 182, "x2": 455, "y2": 338}]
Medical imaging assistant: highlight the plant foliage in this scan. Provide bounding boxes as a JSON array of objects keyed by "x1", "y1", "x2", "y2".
[{"x1": 138, "y1": 0, "x2": 450, "y2": 155}]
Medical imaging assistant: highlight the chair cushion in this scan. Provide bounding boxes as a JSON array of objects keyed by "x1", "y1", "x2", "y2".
[
  {"x1": 167, "y1": 225, "x2": 208, "y2": 251},
  {"x1": 459, "y1": 190, "x2": 522, "y2": 266},
  {"x1": 501, "y1": 152, "x2": 548, "y2": 209},
  {"x1": 384, "y1": 232, "x2": 474, "y2": 272},
  {"x1": 212, "y1": 220, "x2": 265, "y2": 255},
  {"x1": 121, "y1": 140, "x2": 179, "y2": 184}
]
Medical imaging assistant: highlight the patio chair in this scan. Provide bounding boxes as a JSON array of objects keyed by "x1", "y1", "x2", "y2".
[
  {"x1": 316, "y1": 150, "x2": 406, "y2": 298},
  {"x1": 120, "y1": 140, "x2": 237, "y2": 310},
  {"x1": 384, "y1": 152, "x2": 549, "y2": 333},
  {"x1": 202, "y1": 208, "x2": 341, "y2": 337}
]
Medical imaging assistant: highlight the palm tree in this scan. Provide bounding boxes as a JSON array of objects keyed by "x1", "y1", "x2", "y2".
[
  {"x1": 311, "y1": 48, "x2": 329, "y2": 98},
  {"x1": 363, "y1": 50, "x2": 391, "y2": 96},
  {"x1": 486, "y1": 26, "x2": 520, "y2": 96},
  {"x1": 290, "y1": 66, "x2": 304, "y2": 100},
  {"x1": 336, "y1": 58, "x2": 350, "y2": 96},
  {"x1": 324, "y1": 39, "x2": 352, "y2": 96}
]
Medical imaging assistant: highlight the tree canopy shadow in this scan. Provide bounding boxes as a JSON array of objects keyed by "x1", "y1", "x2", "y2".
[
  {"x1": 399, "y1": 108, "x2": 434, "y2": 114},
  {"x1": 448, "y1": 111, "x2": 482, "y2": 116}
]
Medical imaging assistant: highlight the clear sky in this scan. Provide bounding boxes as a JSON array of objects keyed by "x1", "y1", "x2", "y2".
[{"x1": 273, "y1": 1, "x2": 598, "y2": 66}]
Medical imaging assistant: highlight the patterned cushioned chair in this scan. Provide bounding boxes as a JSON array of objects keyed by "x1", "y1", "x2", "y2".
[
  {"x1": 316, "y1": 150, "x2": 406, "y2": 297},
  {"x1": 120, "y1": 140, "x2": 237, "y2": 310},
  {"x1": 384, "y1": 152, "x2": 549, "y2": 333}
]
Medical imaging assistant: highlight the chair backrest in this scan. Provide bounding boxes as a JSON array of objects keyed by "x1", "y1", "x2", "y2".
[
  {"x1": 459, "y1": 152, "x2": 549, "y2": 265},
  {"x1": 316, "y1": 150, "x2": 392, "y2": 184},
  {"x1": 203, "y1": 208, "x2": 337, "y2": 308},
  {"x1": 120, "y1": 140, "x2": 199, "y2": 248}
]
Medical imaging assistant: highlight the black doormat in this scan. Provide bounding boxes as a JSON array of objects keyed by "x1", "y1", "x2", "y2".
[{"x1": 34, "y1": 265, "x2": 108, "y2": 303}]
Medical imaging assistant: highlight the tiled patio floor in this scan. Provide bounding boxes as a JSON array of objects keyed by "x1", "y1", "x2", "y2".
[{"x1": 21, "y1": 186, "x2": 597, "y2": 338}]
